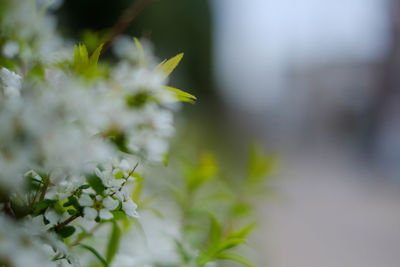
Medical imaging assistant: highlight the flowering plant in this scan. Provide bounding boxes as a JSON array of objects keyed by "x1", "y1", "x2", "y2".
[{"x1": 0, "y1": 1, "x2": 271, "y2": 267}]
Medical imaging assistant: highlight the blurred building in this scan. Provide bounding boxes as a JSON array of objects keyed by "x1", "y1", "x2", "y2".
[{"x1": 211, "y1": 0, "x2": 398, "y2": 171}]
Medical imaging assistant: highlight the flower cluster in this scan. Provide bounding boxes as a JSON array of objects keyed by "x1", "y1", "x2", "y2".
[{"x1": 0, "y1": 0, "x2": 195, "y2": 266}]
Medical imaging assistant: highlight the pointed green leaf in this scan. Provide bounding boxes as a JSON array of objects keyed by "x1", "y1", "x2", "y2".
[
  {"x1": 56, "y1": 226, "x2": 76, "y2": 238},
  {"x1": 106, "y1": 221, "x2": 121, "y2": 264},
  {"x1": 89, "y1": 43, "x2": 104, "y2": 66},
  {"x1": 87, "y1": 174, "x2": 106, "y2": 194},
  {"x1": 228, "y1": 223, "x2": 256, "y2": 240},
  {"x1": 216, "y1": 252, "x2": 257, "y2": 267},
  {"x1": 79, "y1": 43, "x2": 89, "y2": 66},
  {"x1": 80, "y1": 244, "x2": 109, "y2": 267},
  {"x1": 73, "y1": 45, "x2": 80, "y2": 66},
  {"x1": 217, "y1": 238, "x2": 245, "y2": 251},
  {"x1": 163, "y1": 153, "x2": 169, "y2": 166},
  {"x1": 156, "y1": 53, "x2": 184, "y2": 79},
  {"x1": 133, "y1": 37, "x2": 145, "y2": 66},
  {"x1": 164, "y1": 86, "x2": 197, "y2": 103},
  {"x1": 209, "y1": 216, "x2": 222, "y2": 246}
]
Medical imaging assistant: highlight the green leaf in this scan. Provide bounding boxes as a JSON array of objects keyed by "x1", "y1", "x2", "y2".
[
  {"x1": 175, "y1": 239, "x2": 194, "y2": 264},
  {"x1": 156, "y1": 53, "x2": 184, "y2": 80},
  {"x1": 163, "y1": 153, "x2": 169, "y2": 167},
  {"x1": 217, "y1": 238, "x2": 245, "y2": 251},
  {"x1": 79, "y1": 244, "x2": 109, "y2": 267},
  {"x1": 73, "y1": 45, "x2": 80, "y2": 67},
  {"x1": 247, "y1": 145, "x2": 275, "y2": 183},
  {"x1": 216, "y1": 252, "x2": 257, "y2": 267},
  {"x1": 33, "y1": 199, "x2": 56, "y2": 212},
  {"x1": 164, "y1": 86, "x2": 197, "y2": 103},
  {"x1": 209, "y1": 216, "x2": 222, "y2": 247},
  {"x1": 133, "y1": 37, "x2": 145, "y2": 66},
  {"x1": 72, "y1": 43, "x2": 105, "y2": 79},
  {"x1": 111, "y1": 210, "x2": 127, "y2": 221},
  {"x1": 89, "y1": 43, "x2": 104, "y2": 67},
  {"x1": 56, "y1": 226, "x2": 76, "y2": 238},
  {"x1": 196, "y1": 253, "x2": 214, "y2": 266},
  {"x1": 26, "y1": 65, "x2": 45, "y2": 80},
  {"x1": 187, "y1": 153, "x2": 217, "y2": 192},
  {"x1": 106, "y1": 221, "x2": 121, "y2": 264},
  {"x1": 228, "y1": 223, "x2": 256, "y2": 240},
  {"x1": 131, "y1": 173, "x2": 143, "y2": 203},
  {"x1": 87, "y1": 174, "x2": 106, "y2": 194},
  {"x1": 79, "y1": 184, "x2": 90, "y2": 190},
  {"x1": 33, "y1": 201, "x2": 49, "y2": 212},
  {"x1": 67, "y1": 209, "x2": 77, "y2": 215},
  {"x1": 79, "y1": 43, "x2": 89, "y2": 65}
]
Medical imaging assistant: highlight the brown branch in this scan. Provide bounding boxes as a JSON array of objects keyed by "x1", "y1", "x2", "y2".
[
  {"x1": 53, "y1": 214, "x2": 79, "y2": 231},
  {"x1": 110, "y1": 162, "x2": 139, "y2": 197},
  {"x1": 102, "y1": 0, "x2": 153, "y2": 55},
  {"x1": 39, "y1": 175, "x2": 50, "y2": 202},
  {"x1": 69, "y1": 223, "x2": 102, "y2": 247}
]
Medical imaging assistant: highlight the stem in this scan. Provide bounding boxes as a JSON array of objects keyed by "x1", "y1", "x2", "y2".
[
  {"x1": 53, "y1": 214, "x2": 79, "y2": 231},
  {"x1": 69, "y1": 223, "x2": 102, "y2": 247},
  {"x1": 102, "y1": 0, "x2": 153, "y2": 55},
  {"x1": 39, "y1": 175, "x2": 50, "y2": 202},
  {"x1": 110, "y1": 162, "x2": 139, "y2": 197},
  {"x1": 3, "y1": 201, "x2": 14, "y2": 217}
]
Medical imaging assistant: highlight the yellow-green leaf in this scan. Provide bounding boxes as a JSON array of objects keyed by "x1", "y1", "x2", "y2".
[
  {"x1": 133, "y1": 37, "x2": 145, "y2": 66},
  {"x1": 89, "y1": 43, "x2": 104, "y2": 67},
  {"x1": 156, "y1": 53, "x2": 184, "y2": 79},
  {"x1": 79, "y1": 43, "x2": 89, "y2": 66},
  {"x1": 105, "y1": 221, "x2": 121, "y2": 264},
  {"x1": 216, "y1": 252, "x2": 257, "y2": 267},
  {"x1": 164, "y1": 86, "x2": 197, "y2": 103}
]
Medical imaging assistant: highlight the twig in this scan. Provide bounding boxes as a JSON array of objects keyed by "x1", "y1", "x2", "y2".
[
  {"x1": 39, "y1": 175, "x2": 50, "y2": 202},
  {"x1": 53, "y1": 214, "x2": 79, "y2": 231},
  {"x1": 102, "y1": 0, "x2": 153, "y2": 55},
  {"x1": 110, "y1": 162, "x2": 139, "y2": 197},
  {"x1": 70, "y1": 223, "x2": 102, "y2": 247}
]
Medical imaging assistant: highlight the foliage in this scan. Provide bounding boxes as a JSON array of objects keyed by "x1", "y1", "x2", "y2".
[{"x1": 0, "y1": 1, "x2": 273, "y2": 267}]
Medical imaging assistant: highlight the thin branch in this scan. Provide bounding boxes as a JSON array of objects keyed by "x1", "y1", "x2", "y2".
[
  {"x1": 110, "y1": 162, "x2": 139, "y2": 197},
  {"x1": 69, "y1": 223, "x2": 102, "y2": 247},
  {"x1": 102, "y1": 0, "x2": 153, "y2": 55},
  {"x1": 53, "y1": 214, "x2": 79, "y2": 231},
  {"x1": 39, "y1": 175, "x2": 50, "y2": 202}
]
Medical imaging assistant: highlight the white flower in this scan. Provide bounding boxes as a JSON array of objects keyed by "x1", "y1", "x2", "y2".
[
  {"x1": 44, "y1": 209, "x2": 59, "y2": 226},
  {"x1": 112, "y1": 159, "x2": 136, "y2": 180},
  {"x1": 79, "y1": 194, "x2": 119, "y2": 221},
  {"x1": 122, "y1": 198, "x2": 139, "y2": 218},
  {"x1": 83, "y1": 207, "x2": 98, "y2": 221},
  {"x1": 2, "y1": 41, "x2": 19, "y2": 58},
  {"x1": 0, "y1": 67, "x2": 22, "y2": 98},
  {"x1": 95, "y1": 167, "x2": 124, "y2": 189},
  {"x1": 78, "y1": 194, "x2": 94, "y2": 206},
  {"x1": 0, "y1": 215, "x2": 56, "y2": 267},
  {"x1": 43, "y1": 209, "x2": 69, "y2": 228}
]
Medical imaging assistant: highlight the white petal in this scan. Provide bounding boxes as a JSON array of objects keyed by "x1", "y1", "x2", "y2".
[
  {"x1": 99, "y1": 209, "x2": 113, "y2": 220},
  {"x1": 83, "y1": 207, "x2": 98, "y2": 221},
  {"x1": 122, "y1": 199, "x2": 139, "y2": 218},
  {"x1": 0, "y1": 67, "x2": 21, "y2": 98},
  {"x1": 2, "y1": 41, "x2": 19, "y2": 58},
  {"x1": 94, "y1": 168, "x2": 104, "y2": 179},
  {"x1": 44, "y1": 209, "x2": 59, "y2": 226},
  {"x1": 114, "y1": 191, "x2": 124, "y2": 202},
  {"x1": 119, "y1": 159, "x2": 130, "y2": 172},
  {"x1": 103, "y1": 196, "x2": 119, "y2": 211},
  {"x1": 78, "y1": 194, "x2": 94, "y2": 207}
]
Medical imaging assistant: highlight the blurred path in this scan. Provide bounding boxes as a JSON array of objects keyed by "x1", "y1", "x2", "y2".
[{"x1": 254, "y1": 149, "x2": 400, "y2": 267}]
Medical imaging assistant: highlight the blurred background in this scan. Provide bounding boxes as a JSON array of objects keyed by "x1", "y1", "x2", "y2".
[{"x1": 56, "y1": 0, "x2": 400, "y2": 266}]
